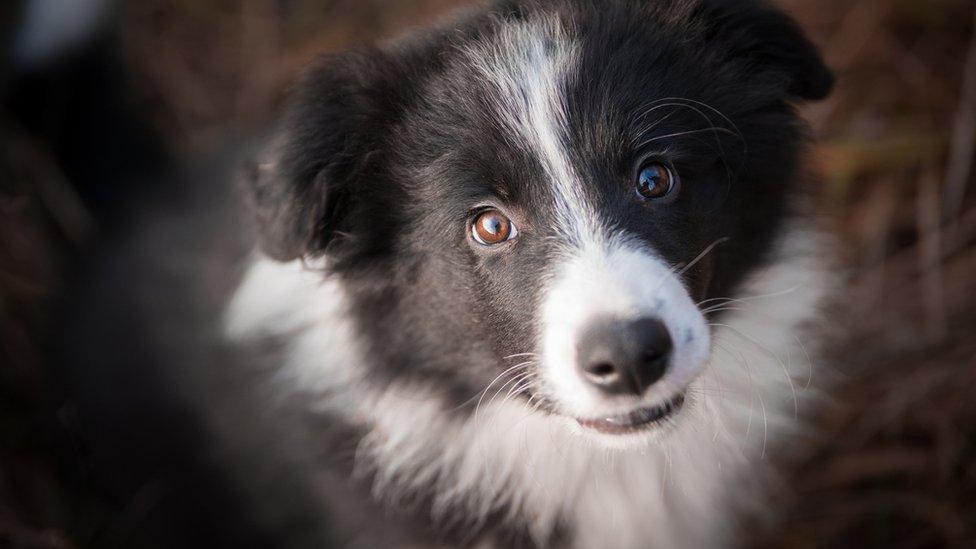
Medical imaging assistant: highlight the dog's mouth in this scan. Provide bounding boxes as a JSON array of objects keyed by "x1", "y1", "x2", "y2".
[{"x1": 576, "y1": 394, "x2": 686, "y2": 435}]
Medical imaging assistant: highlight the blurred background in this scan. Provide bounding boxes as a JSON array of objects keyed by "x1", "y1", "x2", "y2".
[{"x1": 1, "y1": 0, "x2": 975, "y2": 547}]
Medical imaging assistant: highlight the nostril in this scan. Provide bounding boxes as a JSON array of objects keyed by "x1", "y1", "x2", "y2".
[
  {"x1": 643, "y1": 351, "x2": 668, "y2": 365},
  {"x1": 584, "y1": 362, "x2": 618, "y2": 382},
  {"x1": 640, "y1": 350, "x2": 670, "y2": 386}
]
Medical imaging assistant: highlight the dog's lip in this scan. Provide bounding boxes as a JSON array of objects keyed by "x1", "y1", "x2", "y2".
[{"x1": 576, "y1": 394, "x2": 686, "y2": 435}]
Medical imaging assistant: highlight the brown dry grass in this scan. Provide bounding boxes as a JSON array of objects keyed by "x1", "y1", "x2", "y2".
[{"x1": 2, "y1": 0, "x2": 975, "y2": 547}]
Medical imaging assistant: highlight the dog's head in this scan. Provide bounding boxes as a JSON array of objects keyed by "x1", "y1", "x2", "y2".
[{"x1": 244, "y1": 0, "x2": 832, "y2": 447}]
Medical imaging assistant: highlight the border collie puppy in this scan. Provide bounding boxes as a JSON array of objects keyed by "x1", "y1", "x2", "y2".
[{"x1": 64, "y1": 0, "x2": 835, "y2": 547}]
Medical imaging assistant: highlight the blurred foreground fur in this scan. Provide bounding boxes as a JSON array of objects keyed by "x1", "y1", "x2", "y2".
[{"x1": 1, "y1": 0, "x2": 975, "y2": 547}]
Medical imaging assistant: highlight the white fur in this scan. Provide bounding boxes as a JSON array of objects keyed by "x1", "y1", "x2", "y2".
[
  {"x1": 225, "y1": 256, "x2": 365, "y2": 397},
  {"x1": 226, "y1": 226, "x2": 832, "y2": 548}
]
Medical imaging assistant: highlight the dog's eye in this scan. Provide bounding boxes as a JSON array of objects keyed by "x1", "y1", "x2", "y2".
[
  {"x1": 636, "y1": 162, "x2": 678, "y2": 201},
  {"x1": 472, "y1": 210, "x2": 518, "y2": 246}
]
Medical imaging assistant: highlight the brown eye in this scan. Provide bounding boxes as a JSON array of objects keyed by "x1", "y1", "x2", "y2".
[
  {"x1": 471, "y1": 210, "x2": 518, "y2": 246},
  {"x1": 636, "y1": 162, "x2": 678, "y2": 201}
]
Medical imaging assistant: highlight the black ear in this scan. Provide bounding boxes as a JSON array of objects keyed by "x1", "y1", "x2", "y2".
[
  {"x1": 242, "y1": 49, "x2": 394, "y2": 262},
  {"x1": 696, "y1": 0, "x2": 834, "y2": 101}
]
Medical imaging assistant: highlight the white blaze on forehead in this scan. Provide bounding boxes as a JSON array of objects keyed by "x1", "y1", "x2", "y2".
[{"x1": 466, "y1": 17, "x2": 603, "y2": 247}]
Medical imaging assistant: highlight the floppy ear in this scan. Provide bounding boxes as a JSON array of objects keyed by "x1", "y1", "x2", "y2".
[
  {"x1": 242, "y1": 49, "x2": 394, "y2": 262},
  {"x1": 696, "y1": 0, "x2": 834, "y2": 101}
]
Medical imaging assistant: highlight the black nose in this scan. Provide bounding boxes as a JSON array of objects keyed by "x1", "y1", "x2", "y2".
[{"x1": 577, "y1": 317, "x2": 673, "y2": 396}]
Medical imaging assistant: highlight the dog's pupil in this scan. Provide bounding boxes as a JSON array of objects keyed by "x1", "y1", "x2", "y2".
[
  {"x1": 477, "y1": 212, "x2": 510, "y2": 243},
  {"x1": 638, "y1": 164, "x2": 671, "y2": 199}
]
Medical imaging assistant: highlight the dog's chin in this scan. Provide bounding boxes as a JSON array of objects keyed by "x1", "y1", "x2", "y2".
[{"x1": 562, "y1": 392, "x2": 689, "y2": 451}]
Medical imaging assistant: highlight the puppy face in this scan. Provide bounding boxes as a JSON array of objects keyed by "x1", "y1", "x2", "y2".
[{"x1": 245, "y1": 0, "x2": 832, "y2": 446}]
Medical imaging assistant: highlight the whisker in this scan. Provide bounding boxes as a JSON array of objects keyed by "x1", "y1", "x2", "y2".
[
  {"x1": 499, "y1": 373, "x2": 535, "y2": 403},
  {"x1": 631, "y1": 98, "x2": 744, "y2": 189},
  {"x1": 677, "y1": 237, "x2": 731, "y2": 277},
  {"x1": 712, "y1": 342, "x2": 760, "y2": 445},
  {"x1": 631, "y1": 104, "x2": 684, "y2": 139},
  {"x1": 504, "y1": 379, "x2": 535, "y2": 403},
  {"x1": 485, "y1": 375, "x2": 539, "y2": 431},
  {"x1": 484, "y1": 371, "x2": 534, "y2": 411},
  {"x1": 471, "y1": 361, "x2": 533, "y2": 418},
  {"x1": 701, "y1": 306, "x2": 744, "y2": 317},
  {"x1": 639, "y1": 96, "x2": 746, "y2": 145},
  {"x1": 697, "y1": 285, "x2": 803, "y2": 309},
  {"x1": 632, "y1": 101, "x2": 691, "y2": 127},
  {"x1": 635, "y1": 127, "x2": 740, "y2": 149},
  {"x1": 712, "y1": 322, "x2": 799, "y2": 420},
  {"x1": 686, "y1": 386, "x2": 746, "y2": 396},
  {"x1": 794, "y1": 334, "x2": 815, "y2": 390},
  {"x1": 503, "y1": 352, "x2": 539, "y2": 361}
]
